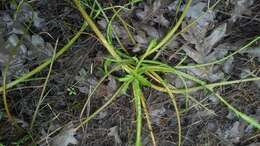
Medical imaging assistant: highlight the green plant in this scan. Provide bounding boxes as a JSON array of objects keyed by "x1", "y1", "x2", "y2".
[
  {"x1": 67, "y1": 87, "x2": 77, "y2": 96},
  {"x1": 73, "y1": 0, "x2": 260, "y2": 146},
  {"x1": 0, "y1": 0, "x2": 136, "y2": 137},
  {"x1": 0, "y1": 0, "x2": 258, "y2": 146}
]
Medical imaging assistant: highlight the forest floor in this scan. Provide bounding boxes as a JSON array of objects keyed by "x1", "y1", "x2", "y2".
[{"x1": 0, "y1": 0, "x2": 260, "y2": 146}]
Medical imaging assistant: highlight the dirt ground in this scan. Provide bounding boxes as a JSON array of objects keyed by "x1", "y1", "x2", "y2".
[{"x1": 0, "y1": 0, "x2": 259, "y2": 146}]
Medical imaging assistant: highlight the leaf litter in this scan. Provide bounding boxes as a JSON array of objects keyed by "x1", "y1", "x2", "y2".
[
  {"x1": 180, "y1": 22, "x2": 229, "y2": 82},
  {"x1": 0, "y1": 0, "x2": 260, "y2": 146},
  {"x1": 230, "y1": 0, "x2": 255, "y2": 22},
  {"x1": 50, "y1": 123, "x2": 78, "y2": 146},
  {"x1": 108, "y1": 126, "x2": 122, "y2": 145}
]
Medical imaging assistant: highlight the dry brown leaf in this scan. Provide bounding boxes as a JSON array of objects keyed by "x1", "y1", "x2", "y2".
[
  {"x1": 230, "y1": 0, "x2": 254, "y2": 22},
  {"x1": 169, "y1": 1, "x2": 215, "y2": 27},
  {"x1": 50, "y1": 123, "x2": 78, "y2": 146},
  {"x1": 150, "y1": 103, "x2": 166, "y2": 125},
  {"x1": 181, "y1": 22, "x2": 227, "y2": 63},
  {"x1": 108, "y1": 126, "x2": 122, "y2": 144}
]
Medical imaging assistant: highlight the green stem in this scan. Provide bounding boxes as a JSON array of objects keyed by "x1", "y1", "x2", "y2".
[
  {"x1": 144, "y1": 65, "x2": 260, "y2": 94},
  {"x1": 154, "y1": 0, "x2": 222, "y2": 59},
  {"x1": 158, "y1": 66, "x2": 260, "y2": 129},
  {"x1": 76, "y1": 81, "x2": 130, "y2": 130},
  {"x1": 173, "y1": 77, "x2": 260, "y2": 94},
  {"x1": 80, "y1": 65, "x2": 120, "y2": 119},
  {"x1": 30, "y1": 39, "x2": 58, "y2": 129},
  {"x1": 147, "y1": 0, "x2": 192, "y2": 56},
  {"x1": 132, "y1": 80, "x2": 142, "y2": 146},
  {"x1": 140, "y1": 95, "x2": 156, "y2": 146},
  {"x1": 151, "y1": 72, "x2": 182, "y2": 146},
  {"x1": 73, "y1": 0, "x2": 121, "y2": 61},
  {"x1": 2, "y1": 65, "x2": 15, "y2": 127},
  {"x1": 176, "y1": 36, "x2": 260, "y2": 69}
]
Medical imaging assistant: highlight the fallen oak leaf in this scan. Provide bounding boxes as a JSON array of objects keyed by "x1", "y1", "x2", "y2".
[
  {"x1": 181, "y1": 22, "x2": 227, "y2": 64},
  {"x1": 180, "y1": 22, "x2": 229, "y2": 82},
  {"x1": 50, "y1": 123, "x2": 78, "y2": 146}
]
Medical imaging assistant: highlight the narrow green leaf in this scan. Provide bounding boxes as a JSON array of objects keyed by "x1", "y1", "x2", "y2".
[
  {"x1": 133, "y1": 73, "x2": 151, "y2": 86},
  {"x1": 132, "y1": 80, "x2": 142, "y2": 146},
  {"x1": 118, "y1": 74, "x2": 133, "y2": 82}
]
